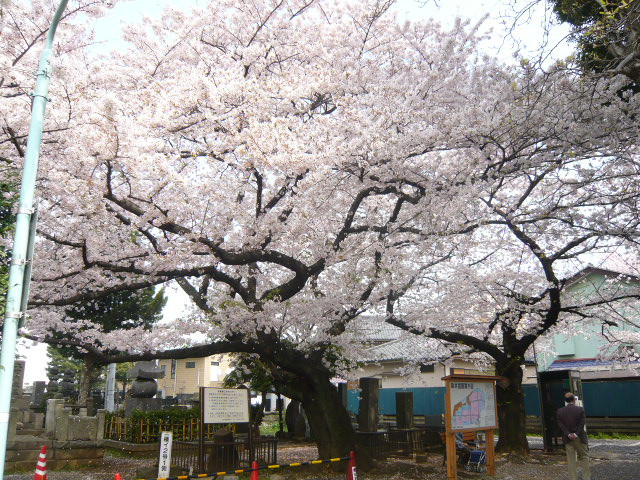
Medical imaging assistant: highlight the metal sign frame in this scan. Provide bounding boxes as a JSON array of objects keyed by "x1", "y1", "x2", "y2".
[{"x1": 198, "y1": 387, "x2": 253, "y2": 473}]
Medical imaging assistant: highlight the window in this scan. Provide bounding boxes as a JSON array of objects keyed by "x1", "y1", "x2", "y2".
[
  {"x1": 420, "y1": 364, "x2": 435, "y2": 373},
  {"x1": 170, "y1": 359, "x2": 177, "y2": 379},
  {"x1": 185, "y1": 361, "x2": 196, "y2": 369},
  {"x1": 210, "y1": 361, "x2": 220, "y2": 382},
  {"x1": 160, "y1": 365, "x2": 167, "y2": 375},
  {"x1": 451, "y1": 367, "x2": 495, "y2": 376}
]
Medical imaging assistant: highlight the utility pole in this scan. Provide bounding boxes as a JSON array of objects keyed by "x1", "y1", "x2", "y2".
[{"x1": 0, "y1": 2, "x2": 69, "y2": 477}]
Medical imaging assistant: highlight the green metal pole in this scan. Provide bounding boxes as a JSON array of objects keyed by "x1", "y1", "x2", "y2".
[{"x1": 0, "y1": 1, "x2": 68, "y2": 477}]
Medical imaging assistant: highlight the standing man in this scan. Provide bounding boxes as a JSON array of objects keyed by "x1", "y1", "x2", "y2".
[{"x1": 557, "y1": 392, "x2": 590, "y2": 480}]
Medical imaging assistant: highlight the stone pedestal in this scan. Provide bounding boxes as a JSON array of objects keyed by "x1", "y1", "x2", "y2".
[
  {"x1": 357, "y1": 377, "x2": 379, "y2": 432},
  {"x1": 124, "y1": 397, "x2": 165, "y2": 416},
  {"x1": 396, "y1": 391, "x2": 414, "y2": 429}
]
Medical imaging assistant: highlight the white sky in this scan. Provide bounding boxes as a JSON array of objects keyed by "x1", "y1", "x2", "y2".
[{"x1": 19, "y1": 0, "x2": 573, "y2": 384}]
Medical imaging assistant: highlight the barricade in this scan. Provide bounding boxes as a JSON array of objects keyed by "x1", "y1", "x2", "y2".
[{"x1": 129, "y1": 450, "x2": 358, "y2": 480}]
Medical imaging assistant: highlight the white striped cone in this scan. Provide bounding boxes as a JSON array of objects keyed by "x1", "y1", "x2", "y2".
[{"x1": 34, "y1": 445, "x2": 47, "y2": 480}]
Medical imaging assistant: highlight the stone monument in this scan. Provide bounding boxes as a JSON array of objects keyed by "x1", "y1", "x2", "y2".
[
  {"x1": 357, "y1": 377, "x2": 380, "y2": 432},
  {"x1": 395, "y1": 391, "x2": 414, "y2": 429},
  {"x1": 124, "y1": 361, "x2": 166, "y2": 415},
  {"x1": 59, "y1": 369, "x2": 78, "y2": 399},
  {"x1": 284, "y1": 400, "x2": 309, "y2": 439},
  {"x1": 31, "y1": 381, "x2": 47, "y2": 409}
]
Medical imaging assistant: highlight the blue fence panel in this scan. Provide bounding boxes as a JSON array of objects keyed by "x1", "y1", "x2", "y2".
[
  {"x1": 348, "y1": 380, "x2": 640, "y2": 420},
  {"x1": 347, "y1": 389, "x2": 360, "y2": 414},
  {"x1": 347, "y1": 387, "x2": 446, "y2": 416},
  {"x1": 582, "y1": 381, "x2": 640, "y2": 417},
  {"x1": 523, "y1": 384, "x2": 541, "y2": 416}
]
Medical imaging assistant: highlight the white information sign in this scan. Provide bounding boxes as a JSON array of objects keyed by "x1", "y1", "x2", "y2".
[
  {"x1": 203, "y1": 387, "x2": 250, "y2": 424},
  {"x1": 449, "y1": 380, "x2": 497, "y2": 431},
  {"x1": 157, "y1": 431, "x2": 173, "y2": 478}
]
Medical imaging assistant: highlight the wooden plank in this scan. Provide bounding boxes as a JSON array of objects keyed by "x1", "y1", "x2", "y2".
[
  {"x1": 444, "y1": 380, "x2": 457, "y2": 480},
  {"x1": 486, "y1": 429, "x2": 495, "y2": 475}
]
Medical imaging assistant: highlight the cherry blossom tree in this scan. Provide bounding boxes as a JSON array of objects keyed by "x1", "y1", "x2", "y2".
[
  {"x1": 4, "y1": 0, "x2": 640, "y2": 458},
  {"x1": 0, "y1": 0, "x2": 122, "y2": 309},
  {"x1": 1, "y1": 0, "x2": 518, "y2": 458},
  {"x1": 384, "y1": 64, "x2": 640, "y2": 452}
]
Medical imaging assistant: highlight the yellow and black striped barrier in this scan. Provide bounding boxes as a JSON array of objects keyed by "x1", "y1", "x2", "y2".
[{"x1": 132, "y1": 453, "x2": 353, "y2": 480}]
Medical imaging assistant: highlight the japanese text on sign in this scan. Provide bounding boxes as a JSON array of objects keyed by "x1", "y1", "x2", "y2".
[
  {"x1": 203, "y1": 388, "x2": 250, "y2": 424},
  {"x1": 157, "y1": 431, "x2": 173, "y2": 478},
  {"x1": 451, "y1": 382, "x2": 473, "y2": 389}
]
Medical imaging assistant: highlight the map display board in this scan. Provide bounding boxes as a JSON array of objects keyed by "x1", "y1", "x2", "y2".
[
  {"x1": 449, "y1": 380, "x2": 497, "y2": 431},
  {"x1": 203, "y1": 388, "x2": 250, "y2": 424}
]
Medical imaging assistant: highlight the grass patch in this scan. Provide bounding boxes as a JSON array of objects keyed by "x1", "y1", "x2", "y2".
[{"x1": 260, "y1": 413, "x2": 287, "y2": 436}]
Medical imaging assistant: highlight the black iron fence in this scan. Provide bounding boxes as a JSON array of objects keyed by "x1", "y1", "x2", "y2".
[
  {"x1": 172, "y1": 436, "x2": 278, "y2": 474},
  {"x1": 355, "y1": 427, "x2": 428, "y2": 459}
]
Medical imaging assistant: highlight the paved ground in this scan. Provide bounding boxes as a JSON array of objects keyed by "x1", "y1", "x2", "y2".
[{"x1": 527, "y1": 436, "x2": 640, "y2": 480}]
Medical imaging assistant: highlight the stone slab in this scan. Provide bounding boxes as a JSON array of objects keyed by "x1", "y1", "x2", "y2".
[{"x1": 53, "y1": 447, "x2": 104, "y2": 460}]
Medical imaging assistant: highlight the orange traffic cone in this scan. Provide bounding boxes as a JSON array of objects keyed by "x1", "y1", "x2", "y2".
[
  {"x1": 250, "y1": 460, "x2": 259, "y2": 480},
  {"x1": 33, "y1": 445, "x2": 47, "y2": 480},
  {"x1": 346, "y1": 450, "x2": 358, "y2": 480},
  {"x1": 115, "y1": 474, "x2": 123, "y2": 480}
]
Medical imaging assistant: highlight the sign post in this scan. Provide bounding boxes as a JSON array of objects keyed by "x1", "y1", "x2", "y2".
[
  {"x1": 443, "y1": 374, "x2": 500, "y2": 480},
  {"x1": 158, "y1": 431, "x2": 173, "y2": 478},
  {"x1": 198, "y1": 387, "x2": 251, "y2": 474}
]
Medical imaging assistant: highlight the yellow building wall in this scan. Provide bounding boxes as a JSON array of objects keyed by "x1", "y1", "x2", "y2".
[{"x1": 156, "y1": 354, "x2": 234, "y2": 397}]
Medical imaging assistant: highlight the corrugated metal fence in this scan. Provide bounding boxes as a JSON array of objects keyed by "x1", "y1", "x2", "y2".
[{"x1": 348, "y1": 380, "x2": 640, "y2": 422}]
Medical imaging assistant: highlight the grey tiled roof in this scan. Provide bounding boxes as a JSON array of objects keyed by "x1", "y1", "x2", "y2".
[
  {"x1": 347, "y1": 316, "x2": 403, "y2": 343},
  {"x1": 361, "y1": 335, "x2": 443, "y2": 363}
]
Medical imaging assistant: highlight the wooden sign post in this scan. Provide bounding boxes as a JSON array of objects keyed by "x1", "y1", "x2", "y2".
[
  {"x1": 443, "y1": 374, "x2": 500, "y2": 480},
  {"x1": 198, "y1": 387, "x2": 251, "y2": 473}
]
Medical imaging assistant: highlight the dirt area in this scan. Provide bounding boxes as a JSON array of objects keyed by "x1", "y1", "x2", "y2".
[
  {"x1": 276, "y1": 444, "x2": 576, "y2": 480},
  {"x1": 2, "y1": 443, "x2": 605, "y2": 480}
]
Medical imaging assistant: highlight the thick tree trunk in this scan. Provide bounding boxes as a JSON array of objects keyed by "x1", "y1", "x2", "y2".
[
  {"x1": 276, "y1": 392, "x2": 284, "y2": 433},
  {"x1": 78, "y1": 355, "x2": 98, "y2": 405},
  {"x1": 298, "y1": 373, "x2": 356, "y2": 459},
  {"x1": 495, "y1": 359, "x2": 529, "y2": 454}
]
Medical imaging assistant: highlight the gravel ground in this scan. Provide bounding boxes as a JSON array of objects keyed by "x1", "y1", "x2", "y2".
[{"x1": 5, "y1": 437, "x2": 639, "y2": 480}]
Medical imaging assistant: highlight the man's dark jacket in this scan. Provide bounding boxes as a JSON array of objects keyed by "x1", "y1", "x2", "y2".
[{"x1": 557, "y1": 403, "x2": 588, "y2": 445}]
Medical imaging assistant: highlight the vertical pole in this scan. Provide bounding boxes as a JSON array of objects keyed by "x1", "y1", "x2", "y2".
[
  {"x1": 444, "y1": 379, "x2": 457, "y2": 480},
  {"x1": 486, "y1": 428, "x2": 495, "y2": 475},
  {"x1": 199, "y1": 386, "x2": 205, "y2": 473},
  {"x1": 247, "y1": 389, "x2": 254, "y2": 464},
  {"x1": 0, "y1": 2, "x2": 69, "y2": 478},
  {"x1": 105, "y1": 363, "x2": 116, "y2": 412}
]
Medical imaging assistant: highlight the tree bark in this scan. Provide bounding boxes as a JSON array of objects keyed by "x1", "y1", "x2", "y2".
[
  {"x1": 295, "y1": 372, "x2": 372, "y2": 469},
  {"x1": 495, "y1": 359, "x2": 529, "y2": 454},
  {"x1": 78, "y1": 354, "x2": 98, "y2": 405},
  {"x1": 276, "y1": 392, "x2": 284, "y2": 433}
]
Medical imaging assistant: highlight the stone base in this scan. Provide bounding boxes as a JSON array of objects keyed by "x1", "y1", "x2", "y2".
[
  {"x1": 124, "y1": 397, "x2": 171, "y2": 416},
  {"x1": 4, "y1": 437, "x2": 104, "y2": 473}
]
